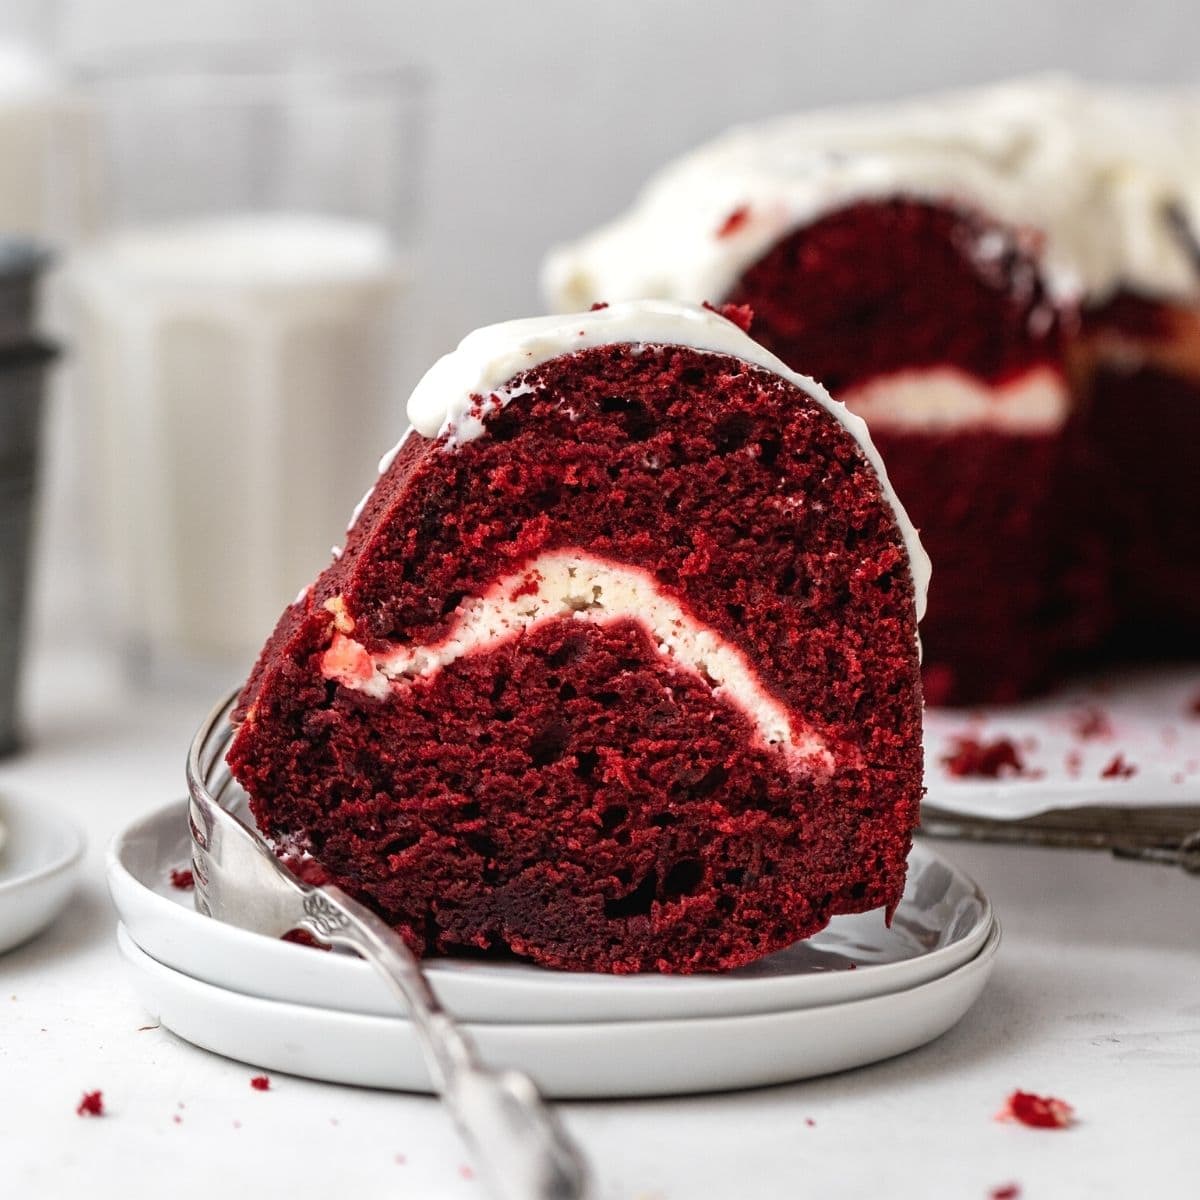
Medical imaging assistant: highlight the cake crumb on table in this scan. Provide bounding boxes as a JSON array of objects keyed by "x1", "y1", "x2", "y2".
[
  {"x1": 996, "y1": 1090, "x2": 1075, "y2": 1128},
  {"x1": 76, "y1": 1091, "x2": 104, "y2": 1117},
  {"x1": 990, "y1": 1185, "x2": 1021, "y2": 1199},
  {"x1": 250, "y1": 1075, "x2": 271, "y2": 1091},
  {"x1": 169, "y1": 867, "x2": 195, "y2": 890}
]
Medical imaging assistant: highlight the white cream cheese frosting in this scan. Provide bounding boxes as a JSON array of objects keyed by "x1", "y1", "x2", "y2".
[
  {"x1": 321, "y1": 549, "x2": 835, "y2": 771},
  {"x1": 543, "y1": 76, "x2": 1200, "y2": 312},
  {"x1": 841, "y1": 365, "x2": 1072, "y2": 435},
  {"x1": 395, "y1": 298, "x2": 929, "y2": 619}
]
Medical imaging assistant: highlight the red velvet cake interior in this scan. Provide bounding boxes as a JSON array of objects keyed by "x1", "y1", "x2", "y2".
[
  {"x1": 726, "y1": 199, "x2": 1075, "y2": 704},
  {"x1": 1077, "y1": 293, "x2": 1200, "y2": 654},
  {"x1": 229, "y1": 311, "x2": 924, "y2": 974}
]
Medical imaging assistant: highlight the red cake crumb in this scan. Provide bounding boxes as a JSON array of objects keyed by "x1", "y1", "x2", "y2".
[
  {"x1": 990, "y1": 1185, "x2": 1021, "y2": 1199},
  {"x1": 1100, "y1": 754, "x2": 1137, "y2": 779},
  {"x1": 701, "y1": 298, "x2": 754, "y2": 333},
  {"x1": 169, "y1": 867, "x2": 194, "y2": 890},
  {"x1": 281, "y1": 929, "x2": 332, "y2": 950},
  {"x1": 997, "y1": 1090, "x2": 1075, "y2": 1129},
  {"x1": 715, "y1": 205, "x2": 750, "y2": 238},
  {"x1": 588, "y1": 301, "x2": 609, "y2": 311},
  {"x1": 172, "y1": 1114, "x2": 182, "y2": 1125},
  {"x1": 250, "y1": 1075, "x2": 271, "y2": 1091},
  {"x1": 804, "y1": 1117, "x2": 816, "y2": 1127},
  {"x1": 459, "y1": 1165, "x2": 475, "y2": 1181},
  {"x1": 941, "y1": 736, "x2": 1027, "y2": 779},
  {"x1": 76, "y1": 1090, "x2": 104, "y2": 1117},
  {"x1": 1071, "y1": 707, "x2": 1112, "y2": 740}
]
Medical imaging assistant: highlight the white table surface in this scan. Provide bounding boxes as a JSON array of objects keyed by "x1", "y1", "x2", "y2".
[{"x1": 2, "y1": 645, "x2": 1197, "y2": 1200}]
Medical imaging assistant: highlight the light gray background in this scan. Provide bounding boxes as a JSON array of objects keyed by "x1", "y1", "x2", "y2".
[{"x1": 55, "y1": 0, "x2": 1200, "y2": 348}]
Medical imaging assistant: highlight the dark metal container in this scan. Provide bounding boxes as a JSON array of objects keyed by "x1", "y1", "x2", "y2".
[{"x1": 0, "y1": 238, "x2": 55, "y2": 756}]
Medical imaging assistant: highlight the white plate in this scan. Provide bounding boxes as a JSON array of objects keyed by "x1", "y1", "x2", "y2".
[
  {"x1": 0, "y1": 795, "x2": 86, "y2": 955},
  {"x1": 117, "y1": 919, "x2": 999, "y2": 1098},
  {"x1": 109, "y1": 799, "x2": 992, "y2": 1023},
  {"x1": 924, "y1": 664, "x2": 1200, "y2": 820}
]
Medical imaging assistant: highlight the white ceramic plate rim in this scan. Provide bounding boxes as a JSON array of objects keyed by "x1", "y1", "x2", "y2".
[
  {"x1": 109, "y1": 799, "x2": 993, "y2": 1022},
  {"x1": 116, "y1": 919, "x2": 1001, "y2": 1097}
]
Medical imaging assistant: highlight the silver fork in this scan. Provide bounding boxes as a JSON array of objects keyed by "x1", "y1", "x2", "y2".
[{"x1": 186, "y1": 690, "x2": 591, "y2": 1200}]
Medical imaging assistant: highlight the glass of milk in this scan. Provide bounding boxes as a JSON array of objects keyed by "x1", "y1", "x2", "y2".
[{"x1": 68, "y1": 52, "x2": 427, "y2": 683}]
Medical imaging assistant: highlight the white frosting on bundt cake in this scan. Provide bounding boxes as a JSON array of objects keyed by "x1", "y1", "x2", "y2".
[{"x1": 543, "y1": 76, "x2": 1200, "y2": 311}]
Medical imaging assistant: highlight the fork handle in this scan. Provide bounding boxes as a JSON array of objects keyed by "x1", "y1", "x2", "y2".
[{"x1": 302, "y1": 885, "x2": 590, "y2": 1200}]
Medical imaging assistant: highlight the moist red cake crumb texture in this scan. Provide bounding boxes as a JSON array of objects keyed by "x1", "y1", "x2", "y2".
[
  {"x1": 725, "y1": 198, "x2": 1085, "y2": 705},
  {"x1": 168, "y1": 867, "x2": 194, "y2": 890},
  {"x1": 76, "y1": 1090, "x2": 104, "y2": 1117},
  {"x1": 990, "y1": 1185, "x2": 1022, "y2": 1199},
  {"x1": 250, "y1": 1075, "x2": 271, "y2": 1091},
  {"x1": 997, "y1": 1090, "x2": 1076, "y2": 1129},
  {"x1": 229, "y1": 337, "x2": 923, "y2": 974}
]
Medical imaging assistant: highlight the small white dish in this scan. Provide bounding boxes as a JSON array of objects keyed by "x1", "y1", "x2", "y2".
[
  {"x1": 0, "y1": 795, "x2": 86, "y2": 955},
  {"x1": 109, "y1": 799, "x2": 992, "y2": 1023},
  {"x1": 117, "y1": 919, "x2": 1000, "y2": 1098}
]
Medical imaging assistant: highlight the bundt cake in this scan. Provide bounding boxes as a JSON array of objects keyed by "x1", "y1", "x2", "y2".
[{"x1": 544, "y1": 76, "x2": 1200, "y2": 703}]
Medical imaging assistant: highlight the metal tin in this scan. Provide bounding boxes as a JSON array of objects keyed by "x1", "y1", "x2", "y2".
[
  {"x1": 0, "y1": 238, "x2": 51, "y2": 355},
  {"x1": 0, "y1": 341, "x2": 57, "y2": 756}
]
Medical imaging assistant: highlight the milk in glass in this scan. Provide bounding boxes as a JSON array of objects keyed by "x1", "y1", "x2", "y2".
[{"x1": 71, "y1": 213, "x2": 408, "y2": 674}]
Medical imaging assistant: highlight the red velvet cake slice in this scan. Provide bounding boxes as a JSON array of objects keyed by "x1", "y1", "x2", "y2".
[{"x1": 228, "y1": 299, "x2": 928, "y2": 974}]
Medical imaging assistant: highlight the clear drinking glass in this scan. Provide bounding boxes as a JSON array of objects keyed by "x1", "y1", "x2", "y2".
[{"x1": 69, "y1": 50, "x2": 427, "y2": 683}]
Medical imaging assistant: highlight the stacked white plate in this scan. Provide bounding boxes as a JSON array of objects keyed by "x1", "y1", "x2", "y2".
[{"x1": 108, "y1": 800, "x2": 999, "y2": 1098}]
